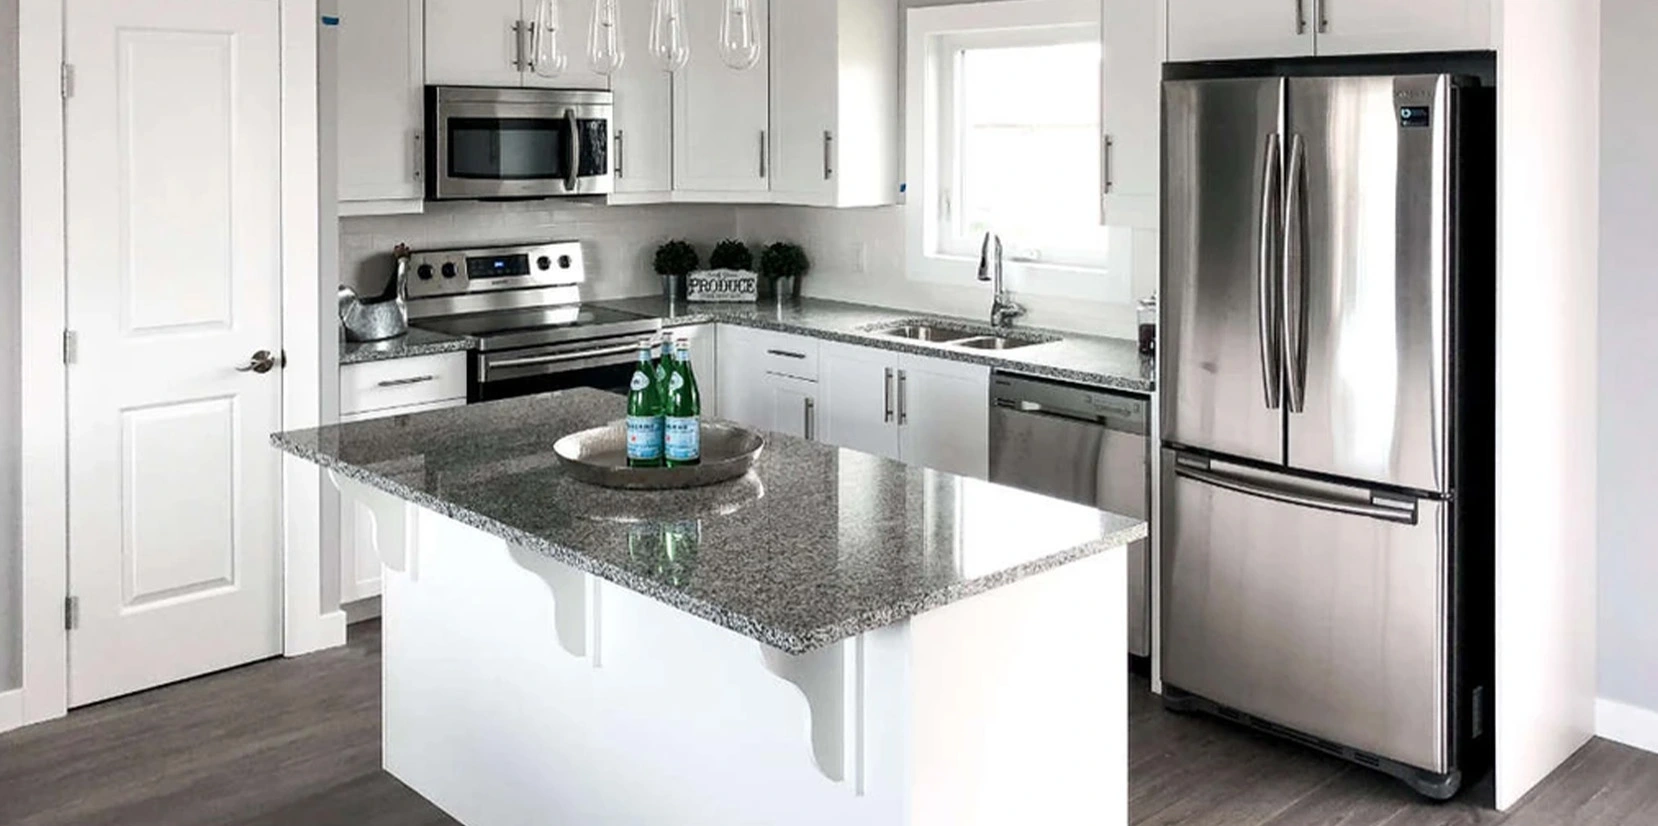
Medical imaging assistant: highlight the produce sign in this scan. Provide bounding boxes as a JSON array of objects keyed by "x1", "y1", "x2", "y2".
[{"x1": 686, "y1": 269, "x2": 759, "y2": 303}]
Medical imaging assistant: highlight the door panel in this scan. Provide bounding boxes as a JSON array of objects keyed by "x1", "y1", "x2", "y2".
[
  {"x1": 767, "y1": 0, "x2": 836, "y2": 204},
  {"x1": 1312, "y1": 0, "x2": 1493, "y2": 56},
  {"x1": 819, "y1": 342, "x2": 899, "y2": 461},
  {"x1": 1284, "y1": 75, "x2": 1451, "y2": 492},
  {"x1": 1160, "y1": 450, "x2": 1448, "y2": 772},
  {"x1": 897, "y1": 356, "x2": 988, "y2": 480},
  {"x1": 1162, "y1": 78, "x2": 1287, "y2": 464},
  {"x1": 672, "y1": 0, "x2": 770, "y2": 192},
  {"x1": 67, "y1": 0, "x2": 283, "y2": 706},
  {"x1": 425, "y1": 0, "x2": 524, "y2": 88},
  {"x1": 1167, "y1": 0, "x2": 1314, "y2": 61},
  {"x1": 610, "y1": 0, "x2": 673, "y2": 193}
]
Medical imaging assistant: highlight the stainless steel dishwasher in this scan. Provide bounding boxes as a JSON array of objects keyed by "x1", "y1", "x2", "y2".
[{"x1": 988, "y1": 372, "x2": 1151, "y2": 658}]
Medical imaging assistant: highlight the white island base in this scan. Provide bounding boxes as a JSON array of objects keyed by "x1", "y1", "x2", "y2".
[{"x1": 373, "y1": 503, "x2": 1127, "y2": 826}]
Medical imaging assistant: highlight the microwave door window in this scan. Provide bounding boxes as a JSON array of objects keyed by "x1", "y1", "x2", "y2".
[
  {"x1": 577, "y1": 119, "x2": 610, "y2": 176},
  {"x1": 448, "y1": 118, "x2": 569, "y2": 180}
]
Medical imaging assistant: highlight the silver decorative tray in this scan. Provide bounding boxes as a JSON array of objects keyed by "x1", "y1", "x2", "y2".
[{"x1": 553, "y1": 421, "x2": 766, "y2": 490}]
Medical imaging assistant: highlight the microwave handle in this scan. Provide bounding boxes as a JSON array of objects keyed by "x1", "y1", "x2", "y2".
[{"x1": 565, "y1": 109, "x2": 580, "y2": 191}]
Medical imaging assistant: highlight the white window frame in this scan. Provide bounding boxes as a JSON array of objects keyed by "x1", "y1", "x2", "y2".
[{"x1": 905, "y1": 0, "x2": 1133, "y2": 303}]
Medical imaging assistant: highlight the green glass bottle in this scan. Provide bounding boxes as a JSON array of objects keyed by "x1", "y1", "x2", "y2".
[
  {"x1": 626, "y1": 341, "x2": 664, "y2": 468},
  {"x1": 663, "y1": 337, "x2": 702, "y2": 467},
  {"x1": 652, "y1": 332, "x2": 673, "y2": 408}
]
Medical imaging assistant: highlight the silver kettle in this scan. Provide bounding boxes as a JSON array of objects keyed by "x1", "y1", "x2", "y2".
[{"x1": 339, "y1": 245, "x2": 411, "y2": 343}]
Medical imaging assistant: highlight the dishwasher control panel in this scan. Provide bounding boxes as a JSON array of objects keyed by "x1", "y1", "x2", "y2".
[{"x1": 990, "y1": 372, "x2": 1149, "y2": 434}]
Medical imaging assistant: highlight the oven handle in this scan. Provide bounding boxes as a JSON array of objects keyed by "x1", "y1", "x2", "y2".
[
  {"x1": 489, "y1": 343, "x2": 640, "y2": 372},
  {"x1": 565, "y1": 109, "x2": 581, "y2": 191}
]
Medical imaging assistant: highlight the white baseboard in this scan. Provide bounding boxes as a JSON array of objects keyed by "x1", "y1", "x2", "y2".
[
  {"x1": 0, "y1": 689, "x2": 23, "y2": 735},
  {"x1": 1597, "y1": 697, "x2": 1658, "y2": 756}
]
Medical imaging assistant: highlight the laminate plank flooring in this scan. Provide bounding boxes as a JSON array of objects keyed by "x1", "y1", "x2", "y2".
[{"x1": 1, "y1": 623, "x2": 1654, "y2": 825}]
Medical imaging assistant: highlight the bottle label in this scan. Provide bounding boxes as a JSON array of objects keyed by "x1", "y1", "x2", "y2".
[
  {"x1": 665, "y1": 416, "x2": 700, "y2": 462},
  {"x1": 630, "y1": 372, "x2": 651, "y2": 392},
  {"x1": 626, "y1": 415, "x2": 663, "y2": 460}
]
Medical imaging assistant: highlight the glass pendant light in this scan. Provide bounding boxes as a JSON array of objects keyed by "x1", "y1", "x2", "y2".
[
  {"x1": 531, "y1": 0, "x2": 568, "y2": 78},
  {"x1": 718, "y1": 0, "x2": 761, "y2": 70},
  {"x1": 588, "y1": 0, "x2": 625, "y2": 75},
  {"x1": 648, "y1": 0, "x2": 690, "y2": 72}
]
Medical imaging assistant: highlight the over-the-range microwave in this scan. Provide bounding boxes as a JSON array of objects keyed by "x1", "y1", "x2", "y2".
[{"x1": 424, "y1": 86, "x2": 614, "y2": 201}]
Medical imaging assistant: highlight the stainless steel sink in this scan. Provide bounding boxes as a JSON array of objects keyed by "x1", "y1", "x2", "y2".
[
  {"x1": 877, "y1": 324, "x2": 977, "y2": 343},
  {"x1": 954, "y1": 335, "x2": 1045, "y2": 351}
]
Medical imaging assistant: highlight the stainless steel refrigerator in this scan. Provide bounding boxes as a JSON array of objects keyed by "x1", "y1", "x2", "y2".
[{"x1": 1159, "y1": 72, "x2": 1494, "y2": 799}]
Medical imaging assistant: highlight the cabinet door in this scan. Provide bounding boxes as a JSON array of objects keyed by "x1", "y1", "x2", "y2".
[
  {"x1": 611, "y1": 0, "x2": 674, "y2": 193},
  {"x1": 426, "y1": 0, "x2": 524, "y2": 87},
  {"x1": 897, "y1": 355, "x2": 989, "y2": 479},
  {"x1": 819, "y1": 341, "x2": 900, "y2": 460},
  {"x1": 1167, "y1": 0, "x2": 1313, "y2": 61},
  {"x1": 1311, "y1": 0, "x2": 1492, "y2": 55},
  {"x1": 339, "y1": 0, "x2": 424, "y2": 210},
  {"x1": 717, "y1": 326, "x2": 766, "y2": 428},
  {"x1": 764, "y1": 373, "x2": 819, "y2": 441},
  {"x1": 522, "y1": 0, "x2": 611, "y2": 90},
  {"x1": 673, "y1": 0, "x2": 771, "y2": 194},
  {"x1": 1100, "y1": 0, "x2": 1159, "y2": 229},
  {"x1": 768, "y1": 0, "x2": 836, "y2": 205}
]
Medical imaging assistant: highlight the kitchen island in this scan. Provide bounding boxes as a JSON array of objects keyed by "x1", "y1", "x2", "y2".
[{"x1": 272, "y1": 389, "x2": 1145, "y2": 826}]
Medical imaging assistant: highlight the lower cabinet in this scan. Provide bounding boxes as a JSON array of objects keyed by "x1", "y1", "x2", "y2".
[
  {"x1": 818, "y1": 340, "x2": 991, "y2": 478},
  {"x1": 717, "y1": 326, "x2": 821, "y2": 438}
]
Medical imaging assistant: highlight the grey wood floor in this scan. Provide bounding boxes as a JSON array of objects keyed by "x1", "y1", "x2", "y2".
[{"x1": 1, "y1": 621, "x2": 1654, "y2": 825}]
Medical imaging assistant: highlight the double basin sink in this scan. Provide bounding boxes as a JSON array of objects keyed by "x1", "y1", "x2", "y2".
[{"x1": 873, "y1": 322, "x2": 1056, "y2": 351}]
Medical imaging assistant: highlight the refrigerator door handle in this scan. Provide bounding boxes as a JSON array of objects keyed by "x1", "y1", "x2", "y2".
[
  {"x1": 1283, "y1": 133, "x2": 1310, "y2": 414},
  {"x1": 1257, "y1": 133, "x2": 1285, "y2": 411},
  {"x1": 1172, "y1": 460, "x2": 1417, "y2": 524}
]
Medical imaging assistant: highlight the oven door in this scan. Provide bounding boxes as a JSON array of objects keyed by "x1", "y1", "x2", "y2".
[
  {"x1": 473, "y1": 337, "x2": 639, "y2": 403},
  {"x1": 428, "y1": 86, "x2": 613, "y2": 201}
]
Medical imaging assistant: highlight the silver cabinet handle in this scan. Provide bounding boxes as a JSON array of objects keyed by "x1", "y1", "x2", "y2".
[
  {"x1": 897, "y1": 370, "x2": 908, "y2": 425},
  {"x1": 1295, "y1": 0, "x2": 1307, "y2": 34},
  {"x1": 525, "y1": 21, "x2": 540, "y2": 73},
  {"x1": 614, "y1": 130, "x2": 625, "y2": 177},
  {"x1": 1318, "y1": 0, "x2": 1329, "y2": 32},
  {"x1": 804, "y1": 397, "x2": 816, "y2": 441},
  {"x1": 377, "y1": 375, "x2": 434, "y2": 388},
  {"x1": 564, "y1": 108, "x2": 580, "y2": 191},
  {"x1": 759, "y1": 130, "x2": 769, "y2": 178},
  {"x1": 823, "y1": 130, "x2": 834, "y2": 180},
  {"x1": 512, "y1": 21, "x2": 527, "y2": 71},
  {"x1": 766, "y1": 349, "x2": 806, "y2": 360},
  {"x1": 1257, "y1": 133, "x2": 1284, "y2": 411},
  {"x1": 883, "y1": 367, "x2": 895, "y2": 423},
  {"x1": 1282, "y1": 133, "x2": 1309, "y2": 414},
  {"x1": 1102, "y1": 133, "x2": 1114, "y2": 195},
  {"x1": 1174, "y1": 463, "x2": 1416, "y2": 524},
  {"x1": 412, "y1": 132, "x2": 424, "y2": 183}
]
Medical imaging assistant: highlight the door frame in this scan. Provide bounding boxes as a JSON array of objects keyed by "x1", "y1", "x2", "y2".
[{"x1": 9, "y1": 0, "x2": 328, "y2": 733}]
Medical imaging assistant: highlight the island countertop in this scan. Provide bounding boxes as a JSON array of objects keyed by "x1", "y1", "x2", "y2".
[{"x1": 272, "y1": 388, "x2": 1146, "y2": 654}]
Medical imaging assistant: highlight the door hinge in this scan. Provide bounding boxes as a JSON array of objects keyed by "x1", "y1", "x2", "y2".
[
  {"x1": 65, "y1": 596, "x2": 79, "y2": 631},
  {"x1": 60, "y1": 63, "x2": 74, "y2": 99},
  {"x1": 62, "y1": 330, "x2": 77, "y2": 365}
]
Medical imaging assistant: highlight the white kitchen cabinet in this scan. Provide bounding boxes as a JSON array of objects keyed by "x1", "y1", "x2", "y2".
[
  {"x1": 717, "y1": 326, "x2": 818, "y2": 432},
  {"x1": 768, "y1": 0, "x2": 899, "y2": 207},
  {"x1": 426, "y1": 0, "x2": 609, "y2": 90},
  {"x1": 761, "y1": 373, "x2": 819, "y2": 440},
  {"x1": 1100, "y1": 0, "x2": 1160, "y2": 229},
  {"x1": 1167, "y1": 0, "x2": 1313, "y2": 61},
  {"x1": 897, "y1": 355, "x2": 990, "y2": 479},
  {"x1": 338, "y1": 0, "x2": 425, "y2": 216},
  {"x1": 610, "y1": 0, "x2": 674, "y2": 195},
  {"x1": 1310, "y1": 0, "x2": 1492, "y2": 56},
  {"x1": 672, "y1": 0, "x2": 771, "y2": 195},
  {"x1": 820, "y1": 341, "x2": 901, "y2": 460}
]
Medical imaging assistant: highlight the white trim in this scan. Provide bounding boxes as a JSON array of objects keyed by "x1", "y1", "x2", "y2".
[
  {"x1": 1597, "y1": 698, "x2": 1658, "y2": 757},
  {"x1": 0, "y1": 688, "x2": 21, "y2": 734}
]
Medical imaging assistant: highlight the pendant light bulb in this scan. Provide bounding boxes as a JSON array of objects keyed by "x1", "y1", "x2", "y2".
[
  {"x1": 588, "y1": 0, "x2": 625, "y2": 75},
  {"x1": 648, "y1": 0, "x2": 690, "y2": 72},
  {"x1": 532, "y1": 0, "x2": 568, "y2": 78},
  {"x1": 718, "y1": 0, "x2": 761, "y2": 71}
]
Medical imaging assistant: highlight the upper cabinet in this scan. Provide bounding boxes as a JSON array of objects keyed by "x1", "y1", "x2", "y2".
[
  {"x1": 672, "y1": 0, "x2": 771, "y2": 195},
  {"x1": 426, "y1": 0, "x2": 610, "y2": 90},
  {"x1": 769, "y1": 0, "x2": 899, "y2": 208},
  {"x1": 1101, "y1": 0, "x2": 1162, "y2": 229},
  {"x1": 338, "y1": 0, "x2": 426, "y2": 216},
  {"x1": 610, "y1": 0, "x2": 674, "y2": 194},
  {"x1": 1168, "y1": 0, "x2": 1492, "y2": 62}
]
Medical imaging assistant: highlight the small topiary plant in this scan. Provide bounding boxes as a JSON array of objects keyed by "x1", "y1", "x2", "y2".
[
  {"x1": 708, "y1": 239, "x2": 755, "y2": 272},
  {"x1": 758, "y1": 242, "x2": 810, "y2": 282},
  {"x1": 653, "y1": 240, "x2": 700, "y2": 277}
]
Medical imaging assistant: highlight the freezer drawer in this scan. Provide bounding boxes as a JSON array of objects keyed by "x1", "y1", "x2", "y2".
[{"x1": 1160, "y1": 450, "x2": 1449, "y2": 773}]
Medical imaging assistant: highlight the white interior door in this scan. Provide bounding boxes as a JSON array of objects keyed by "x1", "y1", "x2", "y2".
[{"x1": 65, "y1": 0, "x2": 284, "y2": 706}]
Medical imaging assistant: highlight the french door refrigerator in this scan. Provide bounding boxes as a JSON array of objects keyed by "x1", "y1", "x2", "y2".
[{"x1": 1159, "y1": 72, "x2": 1494, "y2": 799}]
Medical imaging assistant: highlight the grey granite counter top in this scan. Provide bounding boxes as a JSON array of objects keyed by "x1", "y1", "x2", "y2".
[
  {"x1": 272, "y1": 388, "x2": 1146, "y2": 654},
  {"x1": 593, "y1": 296, "x2": 1155, "y2": 393},
  {"x1": 340, "y1": 328, "x2": 476, "y2": 366}
]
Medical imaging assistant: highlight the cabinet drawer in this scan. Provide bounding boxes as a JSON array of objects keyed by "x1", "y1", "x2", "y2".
[
  {"x1": 749, "y1": 330, "x2": 820, "y2": 380},
  {"x1": 341, "y1": 352, "x2": 468, "y2": 416}
]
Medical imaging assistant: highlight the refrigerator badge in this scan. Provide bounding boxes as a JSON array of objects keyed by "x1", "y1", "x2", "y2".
[{"x1": 1398, "y1": 106, "x2": 1433, "y2": 128}]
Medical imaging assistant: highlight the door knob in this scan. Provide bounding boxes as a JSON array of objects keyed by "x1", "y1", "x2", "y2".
[{"x1": 236, "y1": 350, "x2": 279, "y2": 374}]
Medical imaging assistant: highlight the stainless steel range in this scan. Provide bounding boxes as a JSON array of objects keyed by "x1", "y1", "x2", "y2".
[{"x1": 405, "y1": 241, "x2": 661, "y2": 403}]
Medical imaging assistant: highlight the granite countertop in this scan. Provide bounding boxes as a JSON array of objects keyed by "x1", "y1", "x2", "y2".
[
  {"x1": 593, "y1": 296, "x2": 1156, "y2": 394},
  {"x1": 340, "y1": 327, "x2": 476, "y2": 366},
  {"x1": 272, "y1": 388, "x2": 1146, "y2": 654}
]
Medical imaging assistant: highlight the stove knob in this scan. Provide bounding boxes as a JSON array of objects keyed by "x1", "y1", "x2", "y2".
[
  {"x1": 416, "y1": 264, "x2": 435, "y2": 281},
  {"x1": 558, "y1": 255, "x2": 572, "y2": 270},
  {"x1": 441, "y1": 262, "x2": 458, "y2": 279},
  {"x1": 537, "y1": 255, "x2": 553, "y2": 271}
]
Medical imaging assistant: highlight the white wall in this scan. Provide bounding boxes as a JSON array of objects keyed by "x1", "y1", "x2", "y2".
[
  {"x1": 0, "y1": 0, "x2": 21, "y2": 694},
  {"x1": 1598, "y1": 0, "x2": 1658, "y2": 738},
  {"x1": 1493, "y1": 0, "x2": 1601, "y2": 809}
]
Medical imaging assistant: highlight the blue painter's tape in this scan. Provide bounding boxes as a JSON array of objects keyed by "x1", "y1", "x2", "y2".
[
  {"x1": 321, "y1": 15, "x2": 341, "y2": 25},
  {"x1": 899, "y1": 183, "x2": 907, "y2": 194}
]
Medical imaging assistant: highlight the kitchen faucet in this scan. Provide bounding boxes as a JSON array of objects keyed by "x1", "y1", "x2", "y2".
[{"x1": 978, "y1": 232, "x2": 1026, "y2": 328}]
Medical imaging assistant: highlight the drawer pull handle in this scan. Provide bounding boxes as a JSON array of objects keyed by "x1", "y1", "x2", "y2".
[
  {"x1": 766, "y1": 349, "x2": 807, "y2": 360},
  {"x1": 377, "y1": 375, "x2": 435, "y2": 388}
]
